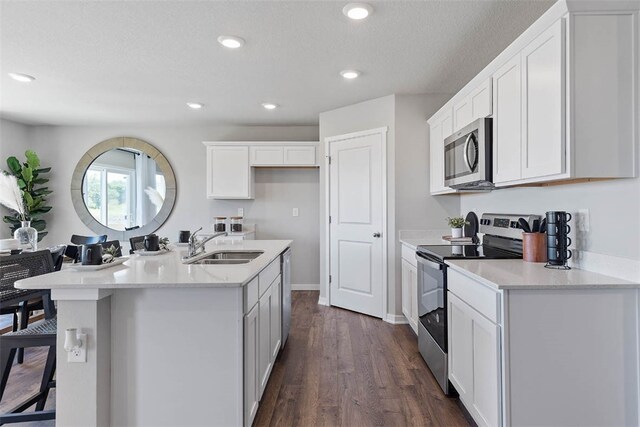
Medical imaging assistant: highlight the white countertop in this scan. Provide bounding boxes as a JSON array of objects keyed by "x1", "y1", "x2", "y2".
[
  {"x1": 447, "y1": 259, "x2": 640, "y2": 290},
  {"x1": 15, "y1": 240, "x2": 291, "y2": 290},
  {"x1": 399, "y1": 229, "x2": 460, "y2": 250}
]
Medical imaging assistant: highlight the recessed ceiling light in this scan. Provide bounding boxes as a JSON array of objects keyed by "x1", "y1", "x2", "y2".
[
  {"x1": 340, "y1": 70, "x2": 360, "y2": 79},
  {"x1": 262, "y1": 103, "x2": 278, "y2": 110},
  {"x1": 8, "y1": 72, "x2": 35, "y2": 83},
  {"x1": 217, "y1": 35, "x2": 245, "y2": 49},
  {"x1": 343, "y1": 3, "x2": 373, "y2": 20},
  {"x1": 186, "y1": 102, "x2": 203, "y2": 109}
]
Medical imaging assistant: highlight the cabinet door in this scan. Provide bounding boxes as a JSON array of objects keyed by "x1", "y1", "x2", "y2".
[
  {"x1": 448, "y1": 293, "x2": 474, "y2": 402},
  {"x1": 283, "y1": 146, "x2": 316, "y2": 166},
  {"x1": 244, "y1": 304, "x2": 259, "y2": 427},
  {"x1": 258, "y1": 284, "x2": 272, "y2": 397},
  {"x1": 401, "y1": 259, "x2": 412, "y2": 326},
  {"x1": 250, "y1": 146, "x2": 284, "y2": 166},
  {"x1": 409, "y1": 263, "x2": 418, "y2": 333},
  {"x1": 453, "y1": 98, "x2": 472, "y2": 132},
  {"x1": 270, "y1": 277, "x2": 281, "y2": 361},
  {"x1": 470, "y1": 79, "x2": 492, "y2": 120},
  {"x1": 492, "y1": 55, "x2": 523, "y2": 184},
  {"x1": 207, "y1": 146, "x2": 253, "y2": 199},
  {"x1": 429, "y1": 110, "x2": 454, "y2": 195},
  {"x1": 471, "y1": 309, "x2": 501, "y2": 427},
  {"x1": 522, "y1": 19, "x2": 565, "y2": 179}
]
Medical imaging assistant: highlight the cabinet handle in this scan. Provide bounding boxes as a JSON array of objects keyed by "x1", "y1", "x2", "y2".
[{"x1": 373, "y1": 233, "x2": 381, "y2": 238}]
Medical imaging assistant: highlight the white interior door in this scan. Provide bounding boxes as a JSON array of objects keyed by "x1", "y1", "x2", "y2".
[{"x1": 328, "y1": 129, "x2": 385, "y2": 318}]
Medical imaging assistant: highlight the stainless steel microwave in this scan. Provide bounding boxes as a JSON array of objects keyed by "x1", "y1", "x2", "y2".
[{"x1": 444, "y1": 118, "x2": 493, "y2": 190}]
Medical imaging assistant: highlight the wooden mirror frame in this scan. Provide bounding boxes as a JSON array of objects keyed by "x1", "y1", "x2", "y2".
[{"x1": 70, "y1": 137, "x2": 177, "y2": 241}]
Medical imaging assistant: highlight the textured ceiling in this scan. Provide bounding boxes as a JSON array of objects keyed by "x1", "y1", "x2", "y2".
[{"x1": 0, "y1": 0, "x2": 554, "y2": 126}]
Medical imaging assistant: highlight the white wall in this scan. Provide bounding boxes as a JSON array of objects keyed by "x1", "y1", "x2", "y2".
[
  {"x1": 0, "y1": 118, "x2": 32, "y2": 238},
  {"x1": 319, "y1": 94, "x2": 460, "y2": 316},
  {"x1": 26, "y1": 124, "x2": 320, "y2": 285},
  {"x1": 460, "y1": 178, "x2": 640, "y2": 261}
]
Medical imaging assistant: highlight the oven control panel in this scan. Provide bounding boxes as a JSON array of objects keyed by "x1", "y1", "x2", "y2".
[{"x1": 479, "y1": 213, "x2": 542, "y2": 240}]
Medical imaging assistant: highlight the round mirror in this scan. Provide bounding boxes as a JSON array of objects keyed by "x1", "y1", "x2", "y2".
[{"x1": 71, "y1": 137, "x2": 176, "y2": 241}]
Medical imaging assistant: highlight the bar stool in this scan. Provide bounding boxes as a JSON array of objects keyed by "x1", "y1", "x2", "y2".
[{"x1": 0, "y1": 317, "x2": 56, "y2": 424}]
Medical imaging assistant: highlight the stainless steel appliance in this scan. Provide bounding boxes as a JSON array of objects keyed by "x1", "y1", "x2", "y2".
[
  {"x1": 416, "y1": 213, "x2": 540, "y2": 394},
  {"x1": 280, "y1": 248, "x2": 291, "y2": 346},
  {"x1": 444, "y1": 118, "x2": 493, "y2": 190}
]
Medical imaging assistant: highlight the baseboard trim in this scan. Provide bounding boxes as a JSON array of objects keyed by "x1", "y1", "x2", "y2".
[
  {"x1": 317, "y1": 296, "x2": 329, "y2": 306},
  {"x1": 292, "y1": 284, "x2": 320, "y2": 291},
  {"x1": 384, "y1": 313, "x2": 409, "y2": 325}
]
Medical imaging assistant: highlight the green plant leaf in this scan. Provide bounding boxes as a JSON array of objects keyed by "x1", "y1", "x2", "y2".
[
  {"x1": 17, "y1": 178, "x2": 26, "y2": 189},
  {"x1": 21, "y1": 165, "x2": 33, "y2": 183},
  {"x1": 31, "y1": 221, "x2": 46, "y2": 232},
  {"x1": 34, "y1": 167, "x2": 51, "y2": 174},
  {"x1": 30, "y1": 206, "x2": 52, "y2": 214},
  {"x1": 25, "y1": 150, "x2": 40, "y2": 169},
  {"x1": 32, "y1": 178, "x2": 48, "y2": 185},
  {"x1": 32, "y1": 188, "x2": 53, "y2": 196},
  {"x1": 6, "y1": 157, "x2": 21, "y2": 175},
  {"x1": 23, "y1": 191, "x2": 34, "y2": 209}
]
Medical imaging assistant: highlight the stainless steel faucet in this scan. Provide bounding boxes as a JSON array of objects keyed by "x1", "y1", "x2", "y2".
[{"x1": 184, "y1": 227, "x2": 228, "y2": 259}]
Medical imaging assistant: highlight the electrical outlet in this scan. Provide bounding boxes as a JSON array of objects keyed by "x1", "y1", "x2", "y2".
[
  {"x1": 577, "y1": 209, "x2": 590, "y2": 232},
  {"x1": 237, "y1": 208, "x2": 244, "y2": 217},
  {"x1": 292, "y1": 208, "x2": 299, "y2": 217},
  {"x1": 67, "y1": 333, "x2": 87, "y2": 363}
]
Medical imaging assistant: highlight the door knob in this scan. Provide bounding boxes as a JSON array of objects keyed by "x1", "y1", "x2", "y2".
[{"x1": 373, "y1": 233, "x2": 381, "y2": 238}]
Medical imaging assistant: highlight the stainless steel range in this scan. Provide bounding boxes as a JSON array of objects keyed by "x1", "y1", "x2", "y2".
[{"x1": 416, "y1": 213, "x2": 540, "y2": 395}]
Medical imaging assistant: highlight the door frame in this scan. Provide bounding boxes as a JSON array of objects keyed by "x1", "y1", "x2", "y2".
[{"x1": 324, "y1": 126, "x2": 388, "y2": 318}]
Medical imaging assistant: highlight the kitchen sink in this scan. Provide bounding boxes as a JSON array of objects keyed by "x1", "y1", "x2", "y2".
[{"x1": 184, "y1": 250, "x2": 264, "y2": 265}]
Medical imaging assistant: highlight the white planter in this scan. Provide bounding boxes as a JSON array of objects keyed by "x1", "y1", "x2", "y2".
[{"x1": 451, "y1": 227, "x2": 463, "y2": 238}]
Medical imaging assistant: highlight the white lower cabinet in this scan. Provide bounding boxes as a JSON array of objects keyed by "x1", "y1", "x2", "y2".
[
  {"x1": 270, "y1": 276, "x2": 282, "y2": 361},
  {"x1": 448, "y1": 273, "x2": 501, "y2": 427},
  {"x1": 243, "y1": 303, "x2": 259, "y2": 427},
  {"x1": 258, "y1": 282, "x2": 273, "y2": 398},
  {"x1": 401, "y1": 257, "x2": 418, "y2": 334}
]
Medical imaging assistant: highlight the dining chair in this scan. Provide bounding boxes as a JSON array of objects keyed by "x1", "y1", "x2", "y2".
[
  {"x1": 129, "y1": 236, "x2": 145, "y2": 254},
  {"x1": 0, "y1": 251, "x2": 55, "y2": 364},
  {"x1": 49, "y1": 245, "x2": 67, "y2": 272},
  {"x1": 0, "y1": 317, "x2": 57, "y2": 424}
]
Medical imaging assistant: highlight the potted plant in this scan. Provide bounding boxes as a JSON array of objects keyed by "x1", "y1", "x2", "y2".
[
  {"x1": 447, "y1": 216, "x2": 468, "y2": 239},
  {"x1": 2, "y1": 150, "x2": 52, "y2": 242}
]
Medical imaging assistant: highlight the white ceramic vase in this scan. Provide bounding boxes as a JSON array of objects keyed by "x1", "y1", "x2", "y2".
[{"x1": 451, "y1": 227, "x2": 463, "y2": 239}]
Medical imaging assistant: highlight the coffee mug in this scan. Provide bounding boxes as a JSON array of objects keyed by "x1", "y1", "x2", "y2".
[
  {"x1": 546, "y1": 223, "x2": 571, "y2": 236},
  {"x1": 144, "y1": 234, "x2": 160, "y2": 252},
  {"x1": 546, "y1": 211, "x2": 572, "y2": 224},
  {"x1": 81, "y1": 244, "x2": 103, "y2": 266},
  {"x1": 547, "y1": 247, "x2": 572, "y2": 261},
  {"x1": 547, "y1": 235, "x2": 572, "y2": 248},
  {"x1": 178, "y1": 230, "x2": 190, "y2": 244}
]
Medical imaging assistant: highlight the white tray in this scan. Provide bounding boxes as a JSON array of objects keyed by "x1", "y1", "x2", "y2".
[
  {"x1": 134, "y1": 249, "x2": 170, "y2": 256},
  {"x1": 70, "y1": 257, "x2": 128, "y2": 271}
]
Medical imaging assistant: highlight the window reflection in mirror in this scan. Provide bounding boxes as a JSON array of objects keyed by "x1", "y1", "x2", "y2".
[{"x1": 82, "y1": 148, "x2": 166, "y2": 231}]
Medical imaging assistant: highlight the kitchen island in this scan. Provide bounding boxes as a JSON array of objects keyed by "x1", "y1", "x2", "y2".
[{"x1": 16, "y1": 240, "x2": 292, "y2": 427}]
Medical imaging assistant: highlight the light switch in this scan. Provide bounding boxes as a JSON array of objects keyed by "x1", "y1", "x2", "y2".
[
  {"x1": 292, "y1": 208, "x2": 299, "y2": 217},
  {"x1": 237, "y1": 208, "x2": 244, "y2": 217}
]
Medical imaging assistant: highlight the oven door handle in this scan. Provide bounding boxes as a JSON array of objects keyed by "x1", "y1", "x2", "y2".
[{"x1": 416, "y1": 254, "x2": 443, "y2": 270}]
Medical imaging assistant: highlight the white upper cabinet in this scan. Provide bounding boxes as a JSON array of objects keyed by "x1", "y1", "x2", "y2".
[
  {"x1": 204, "y1": 141, "x2": 319, "y2": 199},
  {"x1": 492, "y1": 55, "x2": 523, "y2": 184},
  {"x1": 249, "y1": 143, "x2": 317, "y2": 166},
  {"x1": 206, "y1": 145, "x2": 254, "y2": 199},
  {"x1": 428, "y1": 2, "x2": 638, "y2": 190},
  {"x1": 521, "y1": 19, "x2": 565, "y2": 179},
  {"x1": 453, "y1": 79, "x2": 493, "y2": 132},
  {"x1": 429, "y1": 109, "x2": 456, "y2": 195}
]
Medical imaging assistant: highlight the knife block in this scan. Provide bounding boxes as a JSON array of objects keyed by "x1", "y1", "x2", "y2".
[{"x1": 522, "y1": 232, "x2": 547, "y2": 263}]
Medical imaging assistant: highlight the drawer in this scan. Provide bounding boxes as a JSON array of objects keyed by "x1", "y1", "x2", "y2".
[
  {"x1": 401, "y1": 244, "x2": 417, "y2": 267},
  {"x1": 447, "y1": 268, "x2": 501, "y2": 324},
  {"x1": 244, "y1": 276, "x2": 259, "y2": 313},
  {"x1": 259, "y1": 257, "x2": 280, "y2": 297}
]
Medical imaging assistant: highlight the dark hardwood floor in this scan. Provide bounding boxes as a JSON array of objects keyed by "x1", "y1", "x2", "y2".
[
  {"x1": 0, "y1": 291, "x2": 470, "y2": 426},
  {"x1": 254, "y1": 291, "x2": 471, "y2": 427}
]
